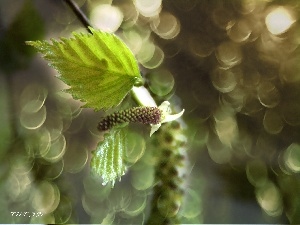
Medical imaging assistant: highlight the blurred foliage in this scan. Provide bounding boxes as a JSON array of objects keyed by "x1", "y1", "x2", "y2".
[
  {"x1": 1, "y1": 0, "x2": 300, "y2": 224},
  {"x1": 0, "y1": 0, "x2": 44, "y2": 74},
  {"x1": 146, "y1": 121, "x2": 187, "y2": 225},
  {"x1": 0, "y1": 75, "x2": 11, "y2": 158}
]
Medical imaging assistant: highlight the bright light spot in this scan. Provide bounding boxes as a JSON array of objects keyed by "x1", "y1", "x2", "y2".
[
  {"x1": 90, "y1": 4, "x2": 123, "y2": 33},
  {"x1": 284, "y1": 143, "x2": 300, "y2": 172},
  {"x1": 265, "y1": 6, "x2": 296, "y2": 35},
  {"x1": 148, "y1": 69, "x2": 175, "y2": 97},
  {"x1": 122, "y1": 29, "x2": 143, "y2": 54},
  {"x1": 213, "y1": 107, "x2": 238, "y2": 147},
  {"x1": 216, "y1": 41, "x2": 242, "y2": 69},
  {"x1": 151, "y1": 12, "x2": 180, "y2": 39},
  {"x1": 119, "y1": 2, "x2": 139, "y2": 29},
  {"x1": 141, "y1": 45, "x2": 164, "y2": 69},
  {"x1": 256, "y1": 181, "x2": 283, "y2": 216},
  {"x1": 135, "y1": 0, "x2": 162, "y2": 17},
  {"x1": 32, "y1": 181, "x2": 60, "y2": 214},
  {"x1": 207, "y1": 132, "x2": 232, "y2": 164},
  {"x1": 136, "y1": 40, "x2": 156, "y2": 63}
]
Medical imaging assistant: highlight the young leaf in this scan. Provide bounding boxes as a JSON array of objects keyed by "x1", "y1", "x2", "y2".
[
  {"x1": 91, "y1": 129, "x2": 127, "y2": 186},
  {"x1": 26, "y1": 28, "x2": 142, "y2": 111}
]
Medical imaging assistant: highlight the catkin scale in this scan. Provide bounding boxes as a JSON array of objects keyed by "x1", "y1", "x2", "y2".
[{"x1": 98, "y1": 106, "x2": 162, "y2": 131}]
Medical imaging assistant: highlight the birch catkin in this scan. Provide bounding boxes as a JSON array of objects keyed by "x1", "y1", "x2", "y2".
[{"x1": 98, "y1": 106, "x2": 162, "y2": 131}]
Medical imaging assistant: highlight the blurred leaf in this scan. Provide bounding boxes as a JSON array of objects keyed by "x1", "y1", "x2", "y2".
[
  {"x1": 27, "y1": 28, "x2": 142, "y2": 111},
  {"x1": 0, "y1": 0, "x2": 44, "y2": 73},
  {"x1": 0, "y1": 75, "x2": 12, "y2": 159},
  {"x1": 91, "y1": 129, "x2": 127, "y2": 186}
]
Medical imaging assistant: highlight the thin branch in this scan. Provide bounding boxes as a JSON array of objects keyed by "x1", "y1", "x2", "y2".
[{"x1": 62, "y1": 0, "x2": 92, "y2": 33}]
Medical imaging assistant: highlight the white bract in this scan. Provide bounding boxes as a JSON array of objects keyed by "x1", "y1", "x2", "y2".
[{"x1": 150, "y1": 101, "x2": 184, "y2": 136}]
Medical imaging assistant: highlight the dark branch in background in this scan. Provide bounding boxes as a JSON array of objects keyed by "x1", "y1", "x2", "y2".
[{"x1": 62, "y1": 0, "x2": 92, "y2": 33}]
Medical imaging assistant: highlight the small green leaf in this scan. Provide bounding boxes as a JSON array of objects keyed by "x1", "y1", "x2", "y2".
[
  {"x1": 26, "y1": 28, "x2": 142, "y2": 110},
  {"x1": 91, "y1": 129, "x2": 127, "y2": 186}
]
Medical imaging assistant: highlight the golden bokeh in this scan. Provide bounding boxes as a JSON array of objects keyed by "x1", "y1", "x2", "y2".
[{"x1": 1, "y1": 0, "x2": 300, "y2": 223}]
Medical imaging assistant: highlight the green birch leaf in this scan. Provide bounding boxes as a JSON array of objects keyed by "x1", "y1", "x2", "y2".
[
  {"x1": 26, "y1": 28, "x2": 142, "y2": 111},
  {"x1": 91, "y1": 129, "x2": 127, "y2": 186}
]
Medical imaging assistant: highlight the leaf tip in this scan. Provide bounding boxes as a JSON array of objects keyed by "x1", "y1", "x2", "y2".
[
  {"x1": 25, "y1": 40, "x2": 39, "y2": 47},
  {"x1": 88, "y1": 26, "x2": 96, "y2": 33},
  {"x1": 25, "y1": 40, "x2": 33, "y2": 45}
]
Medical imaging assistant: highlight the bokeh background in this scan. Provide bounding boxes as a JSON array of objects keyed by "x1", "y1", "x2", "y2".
[{"x1": 1, "y1": 0, "x2": 300, "y2": 223}]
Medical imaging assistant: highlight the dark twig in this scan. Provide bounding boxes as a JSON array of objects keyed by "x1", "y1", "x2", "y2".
[{"x1": 62, "y1": 0, "x2": 92, "y2": 33}]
